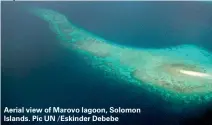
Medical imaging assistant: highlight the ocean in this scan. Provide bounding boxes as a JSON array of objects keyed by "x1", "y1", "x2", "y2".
[{"x1": 2, "y1": 2, "x2": 212, "y2": 125}]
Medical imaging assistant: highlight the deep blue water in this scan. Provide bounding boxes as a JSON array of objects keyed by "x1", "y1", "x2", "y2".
[{"x1": 2, "y1": 2, "x2": 212, "y2": 125}]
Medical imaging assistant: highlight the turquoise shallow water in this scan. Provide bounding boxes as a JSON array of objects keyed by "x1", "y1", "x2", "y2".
[
  {"x1": 2, "y1": 2, "x2": 212, "y2": 125},
  {"x1": 31, "y1": 6, "x2": 212, "y2": 108}
]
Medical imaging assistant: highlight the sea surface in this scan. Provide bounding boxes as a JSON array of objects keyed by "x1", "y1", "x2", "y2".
[{"x1": 2, "y1": 2, "x2": 212, "y2": 125}]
